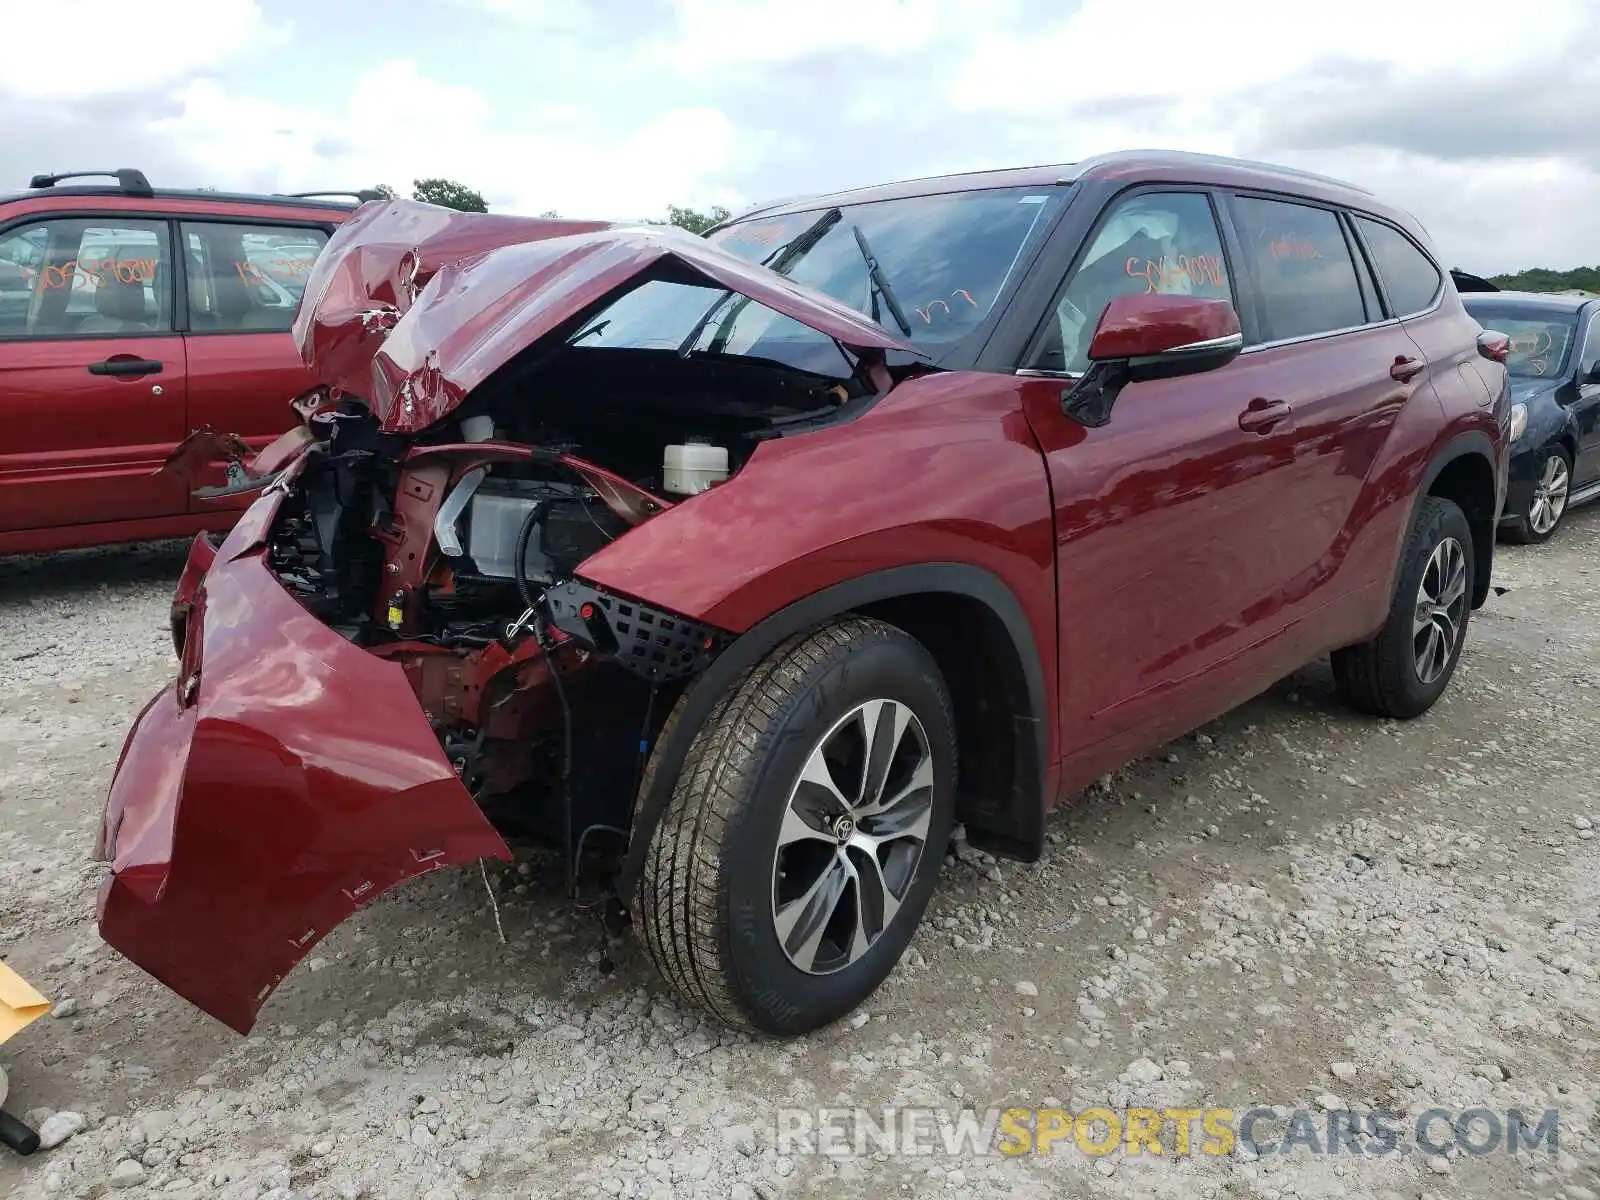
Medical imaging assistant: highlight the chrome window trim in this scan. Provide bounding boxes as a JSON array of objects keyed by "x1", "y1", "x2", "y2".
[
  {"x1": 1240, "y1": 314, "x2": 1404, "y2": 355},
  {"x1": 1164, "y1": 331, "x2": 1243, "y2": 355},
  {"x1": 1350, "y1": 213, "x2": 1445, "y2": 319},
  {"x1": 1229, "y1": 198, "x2": 1446, "y2": 348},
  {"x1": 1012, "y1": 331, "x2": 1240, "y2": 377},
  {"x1": 1023, "y1": 308, "x2": 1432, "y2": 362}
]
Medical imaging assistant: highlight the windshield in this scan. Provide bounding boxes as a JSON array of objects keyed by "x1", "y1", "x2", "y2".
[
  {"x1": 1464, "y1": 303, "x2": 1579, "y2": 379},
  {"x1": 570, "y1": 186, "x2": 1067, "y2": 374}
]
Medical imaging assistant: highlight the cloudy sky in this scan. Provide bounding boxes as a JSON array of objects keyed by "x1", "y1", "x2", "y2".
[{"x1": 2, "y1": 0, "x2": 1593, "y2": 273}]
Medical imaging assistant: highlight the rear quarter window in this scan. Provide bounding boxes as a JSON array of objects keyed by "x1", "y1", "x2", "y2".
[{"x1": 1355, "y1": 217, "x2": 1442, "y2": 317}]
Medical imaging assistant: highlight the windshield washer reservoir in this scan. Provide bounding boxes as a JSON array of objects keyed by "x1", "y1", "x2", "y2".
[{"x1": 663, "y1": 441, "x2": 729, "y2": 496}]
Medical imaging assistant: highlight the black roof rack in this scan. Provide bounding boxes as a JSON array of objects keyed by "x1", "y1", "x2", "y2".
[
  {"x1": 280, "y1": 189, "x2": 386, "y2": 204},
  {"x1": 29, "y1": 168, "x2": 154, "y2": 197}
]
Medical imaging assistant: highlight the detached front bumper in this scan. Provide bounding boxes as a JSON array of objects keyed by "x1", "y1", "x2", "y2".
[{"x1": 95, "y1": 499, "x2": 511, "y2": 1034}]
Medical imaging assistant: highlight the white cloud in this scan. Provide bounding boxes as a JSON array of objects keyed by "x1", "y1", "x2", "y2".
[
  {"x1": 928, "y1": 0, "x2": 1599, "y2": 271},
  {"x1": 149, "y1": 59, "x2": 745, "y2": 219},
  {"x1": 1270, "y1": 148, "x2": 1600, "y2": 272},
  {"x1": 2, "y1": 0, "x2": 278, "y2": 100},
  {"x1": 445, "y1": 0, "x2": 594, "y2": 32},
  {"x1": 650, "y1": 0, "x2": 1012, "y2": 72},
  {"x1": 0, "y1": 0, "x2": 1591, "y2": 271},
  {"x1": 950, "y1": 0, "x2": 1588, "y2": 114}
]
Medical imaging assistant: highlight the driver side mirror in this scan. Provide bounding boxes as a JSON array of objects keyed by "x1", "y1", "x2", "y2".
[
  {"x1": 1585, "y1": 359, "x2": 1600, "y2": 386},
  {"x1": 1065, "y1": 294, "x2": 1243, "y2": 427}
]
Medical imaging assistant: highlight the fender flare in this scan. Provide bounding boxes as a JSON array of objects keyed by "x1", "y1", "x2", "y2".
[
  {"x1": 1417, "y1": 429, "x2": 1496, "y2": 495},
  {"x1": 615, "y1": 562, "x2": 1050, "y2": 902},
  {"x1": 1409, "y1": 429, "x2": 1499, "y2": 607}
]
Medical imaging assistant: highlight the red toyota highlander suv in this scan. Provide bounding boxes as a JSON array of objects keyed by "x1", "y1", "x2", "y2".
[
  {"x1": 0, "y1": 169, "x2": 375, "y2": 555},
  {"x1": 94, "y1": 151, "x2": 1510, "y2": 1038}
]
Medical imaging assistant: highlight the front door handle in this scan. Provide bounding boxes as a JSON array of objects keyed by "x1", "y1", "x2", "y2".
[
  {"x1": 1238, "y1": 397, "x2": 1294, "y2": 434},
  {"x1": 1390, "y1": 355, "x2": 1426, "y2": 382},
  {"x1": 88, "y1": 357, "x2": 163, "y2": 377}
]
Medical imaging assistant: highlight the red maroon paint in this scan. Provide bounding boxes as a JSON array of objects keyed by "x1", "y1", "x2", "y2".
[
  {"x1": 0, "y1": 182, "x2": 366, "y2": 556},
  {"x1": 96, "y1": 151, "x2": 1511, "y2": 1033},
  {"x1": 1086, "y1": 294, "x2": 1241, "y2": 361},
  {"x1": 295, "y1": 201, "x2": 922, "y2": 435},
  {"x1": 97, "y1": 509, "x2": 511, "y2": 1034}
]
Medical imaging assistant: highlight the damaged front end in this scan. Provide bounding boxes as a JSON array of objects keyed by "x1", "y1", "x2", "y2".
[{"x1": 96, "y1": 199, "x2": 922, "y2": 1031}]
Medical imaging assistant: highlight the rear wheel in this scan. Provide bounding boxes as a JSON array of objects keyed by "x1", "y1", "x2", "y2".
[
  {"x1": 634, "y1": 617, "x2": 955, "y2": 1035},
  {"x1": 1504, "y1": 445, "x2": 1570, "y2": 544},
  {"x1": 1332, "y1": 495, "x2": 1474, "y2": 719}
]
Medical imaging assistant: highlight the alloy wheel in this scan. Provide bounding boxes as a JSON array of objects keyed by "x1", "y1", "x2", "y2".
[
  {"x1": 771, "y1": 699, "x2": 934, "y2": 975},
  {"x1": 1412, "y1": 536, "x2": 1468, "y2": 685},
  {"x1": 1528, "y1": 453, "x2": 1570, "y2": 536}
]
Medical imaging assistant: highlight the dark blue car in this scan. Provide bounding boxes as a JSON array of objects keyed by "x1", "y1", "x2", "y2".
[{"x1": 1462, "y1": 291, "x2": 1600, "y2": 542}]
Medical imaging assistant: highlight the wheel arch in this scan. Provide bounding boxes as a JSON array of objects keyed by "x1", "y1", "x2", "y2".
[
  {"x1": 1416, "y1": 432, "x2": 1498, "y2": 609},
  {"x1": 615, "y1": 563, "x2": 1051, "y2": 904},
  {"x1": 1554, "y1": 429, "x2": 1579, "y2": 467}
]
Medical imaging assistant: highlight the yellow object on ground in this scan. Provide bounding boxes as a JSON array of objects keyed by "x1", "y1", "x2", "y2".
[{"x1": 0, "y1": 962, "x2": 49, "y2": 1046}]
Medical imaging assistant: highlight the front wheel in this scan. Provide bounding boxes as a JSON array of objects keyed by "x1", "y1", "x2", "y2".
[
  {"x1": 1332, "y1": 495, "x2": 1474, "y2": 719},
  {"x1": 634, "y1": 617, "x2": 956, "y2": 1035},
  {"x1": 1503, "y1": 445, "x2": 1571, "y2": 544}
]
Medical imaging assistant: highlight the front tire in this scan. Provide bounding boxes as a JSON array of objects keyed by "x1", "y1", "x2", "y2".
[
  {"x1": 635, "y1": 617, "x2": 956, "y2": 1035},
  {"x1": 1332, "y1": 495, "x2": 1474, "y2": 719},
  {"x1": 1503, "y1": 445, "x2": 1571, "y2": 544}
]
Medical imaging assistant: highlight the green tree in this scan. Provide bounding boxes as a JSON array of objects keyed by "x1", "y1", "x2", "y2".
[
  {"x1": 372, "y1": 183, "x2": 398, "y2": 200},
  {"x1": 658, "y1": 204, "x2": 731, "y2": 235},
  {"x1": 412, "y1": 178, "x2": 488, "y2": 212},
  {"x1": 1488, "y1": 265, "x2": 1600, "y2": 294}
]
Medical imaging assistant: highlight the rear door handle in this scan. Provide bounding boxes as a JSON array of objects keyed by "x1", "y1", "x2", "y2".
[
  {"x1": 88, "y1": 357, "x2": 163, "y2": 377},
  {"x1": 1390, "y1": 355, "x2": 1426, "y2": 382},
  {"x1": 1238, "y1": 397, "x2": 1294, "y2": 434}
]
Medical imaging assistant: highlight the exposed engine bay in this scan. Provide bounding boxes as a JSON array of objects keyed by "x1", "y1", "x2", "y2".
[
  {"x1": 255, "y1": 349, "x2": 872, "y2": 892},
  {"x1": 264, "y1": 351, "x2": 831, "y2": 648},
  {"x1": 97, "y1": 202, "x2": 964, "y2": 1036}
]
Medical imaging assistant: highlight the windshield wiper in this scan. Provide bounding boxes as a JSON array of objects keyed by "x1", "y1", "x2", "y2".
[
  {"x1": 851, "y1": 225, "x2": 913, "y2": 337},
  {"x1": 761, "y1": 206, "x2": 842, "y2": 273},
  {"x1": 684, "y1": 207, "x2": 843, "y2": 357},
  {"x1": 569, "y1": 318, "x2": 610, "y2": 345}
]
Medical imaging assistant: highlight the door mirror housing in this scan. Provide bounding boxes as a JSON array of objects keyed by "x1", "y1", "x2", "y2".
[
  {"x1": 1065, "y1": 294, "x2": 1243, "y2": 427},
  {"x1": 1584, "y1": 359, "x2": 1600, "y2": 386},
  {"x1": 1087, "y1": 293, "x2": 1244, "y2": 369}
]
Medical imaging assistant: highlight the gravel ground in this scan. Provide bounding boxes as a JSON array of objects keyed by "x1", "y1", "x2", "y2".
[{"x1": 1, "y1": 518, "x2": 1597, "y2": 1200}]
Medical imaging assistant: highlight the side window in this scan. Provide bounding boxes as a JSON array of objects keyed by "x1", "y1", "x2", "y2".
[
  {"x1": 1033, "y1": 192, "x2": 1232, "y2": 374},
  {"x1": 0, "y1": 218, "x2": 172, "y2": 339},
  {"x1": 0, "y1": 228, "x2": 43, "y2": 335},
  {"x1": 1355, "y1": 217, "x2": 1443, "y2": 317},
  {"x1": 1230, "y1": 197, "x2": 1365, "y2": 343},
  {"x1": 181, "y1": 222, "x2": 328, "y2": 333},
  {"x1": 1581, "y1": 314, "x2": 1600, "y2": 383},
  {"x1": 1346, "y1": 221, "x2": 1382, "y2": 321}
]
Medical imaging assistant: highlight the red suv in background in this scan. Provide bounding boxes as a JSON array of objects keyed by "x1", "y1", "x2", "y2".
[
  {"x1": 0, "y1": 169, "x2": 374, "y2": 555},
  {"x1": 97, "y1": 152, "x2": 1510, "y2": 1039}
]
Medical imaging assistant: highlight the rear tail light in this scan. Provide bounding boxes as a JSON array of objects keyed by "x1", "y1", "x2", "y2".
[{"x1": 1477, "y1": 329, "x2": 1511, "y2": 363}]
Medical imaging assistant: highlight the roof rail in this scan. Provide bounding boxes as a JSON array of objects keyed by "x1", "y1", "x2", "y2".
[
  {"x1": 28, "y1": 168, "x2": 154, "y2": 197},
  {"x1": 1065, "y1": 150, "x2": 1372, "y2": 195},
  {"x1": 280, "y1": 190, "x2": 386, "y2": 204}
]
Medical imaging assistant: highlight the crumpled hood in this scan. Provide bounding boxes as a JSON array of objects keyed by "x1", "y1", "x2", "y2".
[
  {"x1": 293, "y1": 198, "x2": 924, "y2": 436},
  {"x1": 291, "y1": 200, "x2": 613, "y2": 428}
]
